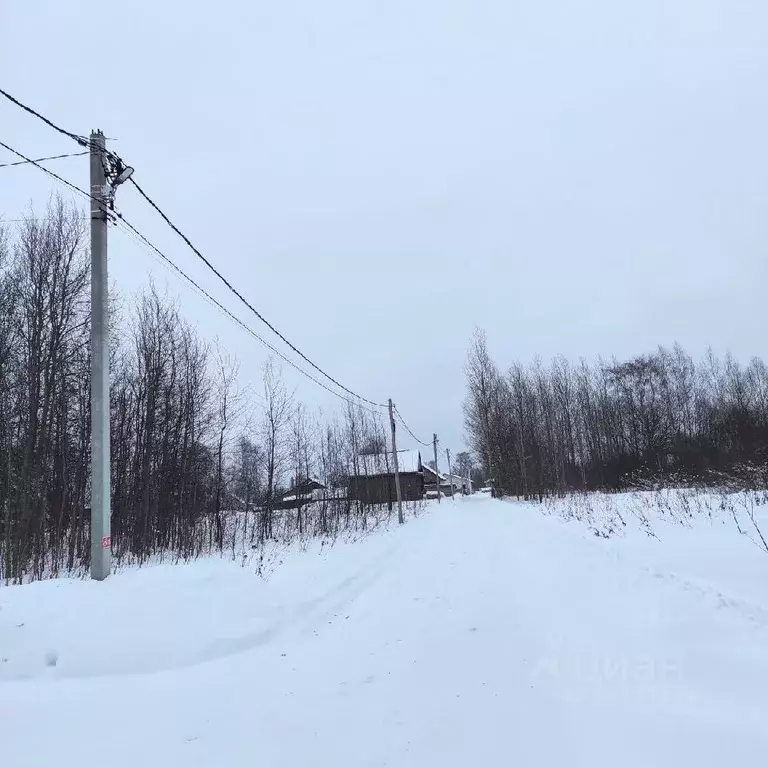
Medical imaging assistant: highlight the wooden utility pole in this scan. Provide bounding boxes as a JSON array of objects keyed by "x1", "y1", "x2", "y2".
[
  {"x1": 446, "y1": 447, "x2": 453, "y2": 497},
  {"x1": 388, "y1": 399, "x2": 404, "y2": 523},
  {"x1": 433, "y1": 433, "x2": 440, "y2": 503}
]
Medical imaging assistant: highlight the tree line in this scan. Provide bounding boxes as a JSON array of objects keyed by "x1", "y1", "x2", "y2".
[
  {"x1": 464, "y1": 329, "x2": 768, "y2": 498},
  {"x1": 0, "y1": 198, "x2": 408, "y2": 584}
]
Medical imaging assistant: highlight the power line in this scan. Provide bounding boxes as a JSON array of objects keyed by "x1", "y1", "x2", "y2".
[
  {"x1": 111, "y1": 216, "x2": 382, "y2": 414},
  {"x1": 1, "y1": 136, "x2": 419, "y2": 425},
  {"x1": 127, "y1": 176, "x2": 386, "y2": 409},
  {"x1": 1, "y1": 216, "x2": 88, "y2": 224},
  {"x1": 116, "y1": 219, "x2": 380, "y2": 413},
  {"x1": 0, "y1": 135, "x2": 381, "y2": 413},
  {"x1": 0, "y1": 139, "x2": 95, "y2": 206},
  {"x1": 0, "y1": 90, "x2": 394, "y2": 415},
  {"x1": 0, "y1": 89, "x2": 124, "y2": 176},
  {"x1": 0, "y1": 150, "x2": 88, "y2": 169},
  {"x1": 394, "y1": 406, "x2": 431, "y2": 447},
  {"x1": 0, "y1": 87, "x2": 88, "y2": 146},
  {"x1": 0, "y1": 88, "x2": 385, "y2": 409}
]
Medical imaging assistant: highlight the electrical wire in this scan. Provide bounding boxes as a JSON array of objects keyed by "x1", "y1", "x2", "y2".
[
  {"x1": 0, "y1": 88, "x2": 125, "y2": 176},
  {"x1": 0, "y1": 139, "x2": 95, "y2": 207},
  {"x1": 0, "y1": 150, "x2": 88, "y2": 169},
  {"x1": 112, "y1": 216, "x2": 382, "y2": 414},
  {"x1": 0, "y1": 93, "x2": 443, "y2": 447},
  {"x1": 0, "y1": 87, "x2": 89, "y2": 146},
  {"x1": 126, "y1": 177, "x2": 386, "y2": 409},
  {"x1": 0, "y1": 91, "x2": 414, "y2": 425},
  {"x1": 0, "y1": 136, "x2": 381, "y2": 414},
  {"x1": 0, "y1": 88, "x2": 386, "y2": 409},
  {"x1": 1, "y1": 216, "x2": 89, "y2": 224},
  {"x1": 1, "y1": 139, "x2": 425, "y2": 430},
  {"x1": 394, "y1": 405, "x2": 432, "y2": 447}
]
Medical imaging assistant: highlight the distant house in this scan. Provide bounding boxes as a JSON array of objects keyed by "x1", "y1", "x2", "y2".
[
  {"x1": 423, "y1": 463, "x2": 465, "y2": 497},
  {"x1": 422, "y1": 463, "x2": 445, "y2": 497},
  {"x1": 442, "y1": 473, "x2": 470, "y2": 496},
  {"x1": 274, "y1": 478, "x2": 327, "y2": 510},
  {"x1": 348, "y1": 449, "x2": 424, "y2": 504}
]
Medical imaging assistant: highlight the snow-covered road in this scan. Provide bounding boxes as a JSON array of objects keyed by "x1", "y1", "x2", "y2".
[{"x1": 2, "y1": 495, "x2": 768, "y2": 767}]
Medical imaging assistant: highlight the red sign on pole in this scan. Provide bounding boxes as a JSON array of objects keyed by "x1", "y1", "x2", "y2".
[{"x1": 101, "y1": 536, "x2": 111, "y2": 549}]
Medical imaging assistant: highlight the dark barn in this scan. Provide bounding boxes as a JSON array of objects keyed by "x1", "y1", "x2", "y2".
[{"x1": 348, "y1": 450, "x2": 424, "y2": 504}]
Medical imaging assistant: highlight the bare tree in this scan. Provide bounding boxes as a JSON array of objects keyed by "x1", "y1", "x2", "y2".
[
  {"x1": 454, "y1": 451, "x2": 474, "y2": 480},
  {"x1": 463, "y1": 328, "x2": 503, "y2": 486},
  {"x1": 213, "y1": 342, "x2": 242, "y2": 547},
  {"x1": 259, "y1": 358, "x2": 293, "y2": 540},
  {"x1": 0, "y1": 198, "x2": 89, "y2": 581}
]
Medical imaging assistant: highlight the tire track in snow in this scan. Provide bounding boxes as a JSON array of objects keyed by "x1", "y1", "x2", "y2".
[{"x1": 198, "y1": 542, "x2": 398, "y2": 665}]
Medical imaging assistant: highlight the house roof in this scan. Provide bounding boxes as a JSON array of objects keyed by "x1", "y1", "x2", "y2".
[
  {"x1": 422, "y1": 464, "x2": 447, "y2": 482},
  {"x1": 279, "y1": 477, "x2": 326, "y2": 501},
  {"x1": 353, "y1": 449, "x2": 422, "y2": 477}
]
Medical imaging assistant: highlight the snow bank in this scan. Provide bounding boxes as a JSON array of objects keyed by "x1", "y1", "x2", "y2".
[{"x1": 533, "y1": 489, "x2": 768, "y2": 611}]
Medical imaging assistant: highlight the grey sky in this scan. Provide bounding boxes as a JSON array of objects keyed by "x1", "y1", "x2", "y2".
[{"x1": 2, "y1": 1, "x2": 767, "y2": 455}]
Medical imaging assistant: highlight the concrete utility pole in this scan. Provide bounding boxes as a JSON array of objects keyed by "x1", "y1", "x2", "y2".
[
  {"x1": 446, "y1": 447, "x2": 453, "y2": 497},
  {"x1": 90, "y1": 131, "x2": 111, "y2": 580},
  {"x1": 388, "y1": 399, "x2": 404, "y2": 524},
  {"x1": 433, "y1": 433, "x2": 441, "y2": 503}
]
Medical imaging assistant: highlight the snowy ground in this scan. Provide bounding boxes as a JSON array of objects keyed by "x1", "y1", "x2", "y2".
[{"x1": 2, "y1": 493, "x2": 768, "y2": 767}]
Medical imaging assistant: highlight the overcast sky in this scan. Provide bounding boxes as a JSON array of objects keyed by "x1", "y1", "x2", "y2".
[{"x1": 2, "y1": 1, "x2": 767, "y2": 455}]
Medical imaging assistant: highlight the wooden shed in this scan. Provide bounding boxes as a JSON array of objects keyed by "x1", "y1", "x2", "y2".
[{"x1": 348, "y1": 449, "x2": 424, "y2": 504}]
